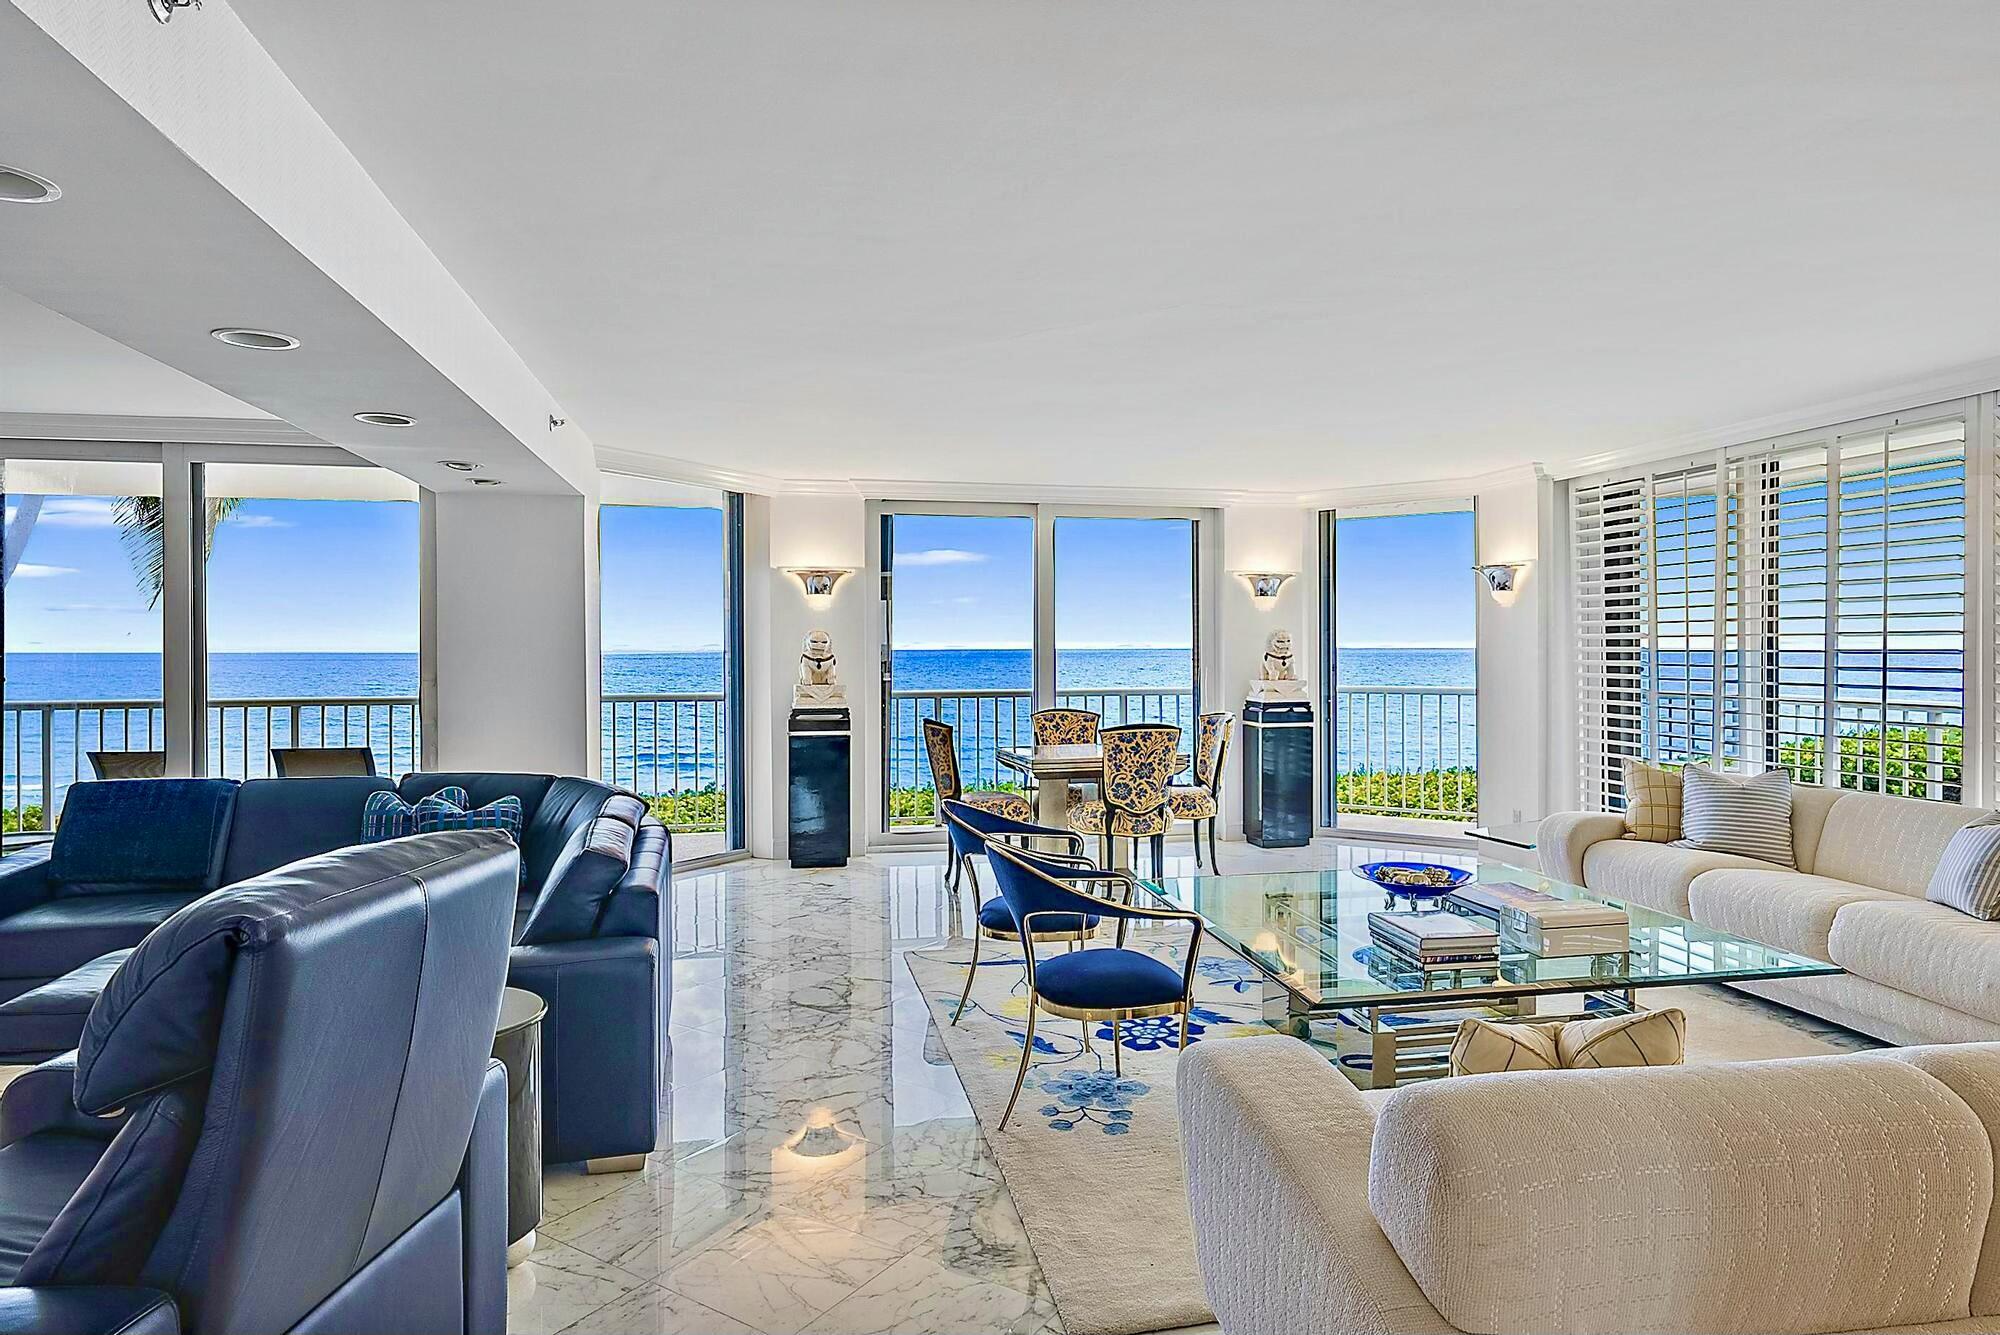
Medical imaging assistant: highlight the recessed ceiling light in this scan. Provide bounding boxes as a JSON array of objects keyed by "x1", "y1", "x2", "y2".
[
  {"x1": 437, "y1": 460, "x2": 477, "y2": 472},
  {"x1": 471, "y1": 477, "x2": 505, "y2": 487},
  {"x1": 354, "y1": 412, "x2": 417, "y2": 428},
  {"x1": 0, "y1": 166, "x2": 60, "y2": 205},
  {"x1": 148, "y1": 0, "x2": 202, "y2": 23},
  {"x1": 211, "y1": 327, "x2": 300, "y2": 351}
]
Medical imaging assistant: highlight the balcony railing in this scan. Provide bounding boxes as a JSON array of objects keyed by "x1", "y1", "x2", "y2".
[
  {"x1": 1333, "y1": 686, "x2": 1478, "y2": 822},
  {"x1": 601, "y1": 692, "x2": 729, "y2": 832},
  {"x1": 886, "y1": 687, "x2": 1196, "y2": 825},
  {"x1": 4, "y1": 696, "x2": 421, "y2": 832}
]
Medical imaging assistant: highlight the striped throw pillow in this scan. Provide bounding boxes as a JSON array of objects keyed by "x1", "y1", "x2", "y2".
[
  {"x1": 414, "y1": 790, "x2": 524, "y2": 840},
  {"x1": 1926, "y1": 812, "x2": 2000, "y2": 920},
  {"x1": 1672, "y1": 766, "x2": 1795, "y2": 867}
]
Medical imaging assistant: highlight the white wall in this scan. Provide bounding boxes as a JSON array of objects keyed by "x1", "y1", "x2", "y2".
[
  {"x1": 1215, "y1": 505, "x2": 1319, "y2": 836},
  {"x1": 753, "y1": 493, "x2": 868, "y2": 859},
  {"x1": 424, "y1": 487, "x2": 599, "y2": 773},
  {"x1": 1472, "y1": 472, "x2": 1554, "y2": 825}
]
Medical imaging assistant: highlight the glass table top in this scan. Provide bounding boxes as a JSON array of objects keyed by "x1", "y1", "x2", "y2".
[{"x1": 1138, "y1": 863, "x2": 1842, "y2": 1009}]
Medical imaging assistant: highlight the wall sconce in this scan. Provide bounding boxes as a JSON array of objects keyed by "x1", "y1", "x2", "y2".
[
  {"x1": 1473, "y1": 562, "x2": 1529, "y2": 603},
  {"x1": 1234, "y1": 571, "x2": 1296, "y2": 602},
  {"x1": 784, "y1": 568, "x2": 855, "y2": 607}
]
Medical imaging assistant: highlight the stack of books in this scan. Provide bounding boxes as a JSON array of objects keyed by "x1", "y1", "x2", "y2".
[
  {"x1": 1445, "y1": 882, "x2": 1630, "y2": 958},
  {"x1": 1366, "y1": 910, "x2": 1500, "y2": 968}
]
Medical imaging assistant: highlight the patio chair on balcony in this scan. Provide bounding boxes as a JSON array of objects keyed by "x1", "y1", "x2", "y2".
[
  {"x1": 1066, "y1": 722, "x2": 1181, "y2": 875},
  {"x1": 923, "y1": 719, "x2": 1032, "y2": 889},
  {"x1": 85, "y1": 749, "x2": 166, "y2": 780},
  {"x1": 1167, "y1": 711, "x2": 1234, "y2": 871},
  {"x1": 271, "y1": 745, "x2": 379, "y2": 777}
]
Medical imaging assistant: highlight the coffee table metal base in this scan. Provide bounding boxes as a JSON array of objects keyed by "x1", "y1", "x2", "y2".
[{"x1": 1264, "y1": 980, "x2": 1640, "y2": 1090}]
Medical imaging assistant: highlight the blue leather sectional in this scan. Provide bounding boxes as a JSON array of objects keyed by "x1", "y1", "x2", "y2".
[
  {"x1": 0, "y1": 830, "x2": 520, "y2": 1333},
  {"x1": 0, "y1": 771, "x2": 671, "y2": 1166}
]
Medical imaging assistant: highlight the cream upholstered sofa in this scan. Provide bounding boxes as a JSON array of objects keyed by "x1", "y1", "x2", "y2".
[
  {"x1": 1180, "y1": 1034, "x2": 2000, "y2": 1335},
  {"x1": 1539, "y1": 787, "x2": 2000, "y2": 1046}
]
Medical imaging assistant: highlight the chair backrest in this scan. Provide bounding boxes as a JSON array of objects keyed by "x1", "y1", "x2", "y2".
[
  {"x1": 921, "y1": 718, "x2": 963, "y2": 803},
  {"x1": 986, "y1": 840, "x2": 1154, "y2": 928},
  {"x1": 122, "y1": 832, "x2": 518, "y2": 1332},
  {"x1": 1369, "y1": 1046, "x2": 2000, "y2": 1333},
  {"x1": 1194, "y1": 712, "x2": 1234, "y2": 788},
  {"x1": 87, "y1": 750, "x2": 166, "y2": 780},
  {"x1": 270, "y1": 745, "x2": 378, "y2": 778},
  {"x1": 1100, "y1": 723, "x2": 1181, "y2": 818},
  {"x1": 1031, "y1": 708, "x2": 1100, "y2": 746}
]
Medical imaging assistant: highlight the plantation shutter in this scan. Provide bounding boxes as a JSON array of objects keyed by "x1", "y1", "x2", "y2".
[{"x1": 1571, "y1": 473, "x2": 1649, "y2": 809}]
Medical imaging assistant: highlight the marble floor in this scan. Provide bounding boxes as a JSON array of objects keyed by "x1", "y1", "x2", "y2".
[{"x1": 506, "y1": 833, "x2": 1451, "y2": 1335}]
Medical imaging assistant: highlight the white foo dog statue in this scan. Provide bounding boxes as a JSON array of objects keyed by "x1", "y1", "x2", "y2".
[
  {"x1": 794, "y1": 629, "x2": 847, "y2": 707},
  {"x1": 1249, "y1": 629, "x2": 1307, "y2": 701}
]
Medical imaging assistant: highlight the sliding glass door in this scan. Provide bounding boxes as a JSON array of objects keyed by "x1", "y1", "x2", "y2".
[
  {"x1": 598, "y1": 483, "x2": 747, "y2": 861},
  {"x1": 875, "y1": 503, "x2": 1204, "y2": 834}
]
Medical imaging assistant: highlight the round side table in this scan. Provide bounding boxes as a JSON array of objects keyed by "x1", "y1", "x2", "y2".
[{"x1": 491, "y1": 986, "x2": 547, "y2": 1268}]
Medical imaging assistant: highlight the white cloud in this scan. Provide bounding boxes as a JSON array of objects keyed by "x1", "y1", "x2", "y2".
[
  {"x1": 221, "y1": 512, "x2": 293, "y2": 529},
  {"x1": 11, "y1": 563, "x2": 77, "y2": 579},
  {"x1": 897, "y1": 548, "x2": 987, "y2": 567},
  {"x1": 37, "y1": 498, "x2": 118, "y2": 528}
]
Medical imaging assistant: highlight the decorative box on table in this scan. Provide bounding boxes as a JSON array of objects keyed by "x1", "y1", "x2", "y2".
[
  {"x1": 1242, "y1": 690, "x2": 1313, "y2": 849},
  {"x1": 788, "y1": 706, "x2": 851, "y2": 868}
]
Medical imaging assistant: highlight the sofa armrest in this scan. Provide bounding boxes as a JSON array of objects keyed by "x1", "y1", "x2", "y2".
[
  {"x1": 508, "y1": 937, "x2": 660, "y2": 1163},
  {"x1": 1177, "y1": 1037, "x2": 1452, "y2": 1335},
  {"x1": 1535, "y1": 811, "x2": 1628, "y2": 886},
  {"x1": 0, "y1": 1287, "x2": 177, "y2": 1334},
  {"x1": 459, "y1": 1061, "x2": 507, "y2": 1335},
  {"x1": 0, "y1": 1053, "x2": 125, "y2": 1148},
  {"x1": 0, "y1": 844, "x2": 54, "y2": 923},
  {"x1": 594, "y1": 820, "x2": 669, "y2": 940}
]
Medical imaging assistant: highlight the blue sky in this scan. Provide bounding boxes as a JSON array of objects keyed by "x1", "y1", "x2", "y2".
[
  {"x1": 1335, "y1": 510, "x2": 1476, "y2": 648},
  {"x1": 600, "y1": 505, "x2": 726, "y2": 653}
]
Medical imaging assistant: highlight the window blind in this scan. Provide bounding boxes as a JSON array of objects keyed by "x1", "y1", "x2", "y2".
[{"x1": 1569, "y1": 402, "x2": 1973, "y2": 811}]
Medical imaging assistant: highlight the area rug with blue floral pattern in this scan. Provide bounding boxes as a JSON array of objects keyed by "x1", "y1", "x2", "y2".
[{"x1": 903, "y1": 922, "x2": 1273, "y2": 1335}]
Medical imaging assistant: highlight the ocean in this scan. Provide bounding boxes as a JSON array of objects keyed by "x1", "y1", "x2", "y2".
[{"x1": 0, "y1": 647, "x2": 1480, "y2": 815}]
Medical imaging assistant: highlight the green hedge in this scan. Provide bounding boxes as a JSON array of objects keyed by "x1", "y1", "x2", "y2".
[
  {"x1": 1335, "y1": 769, "x2": 1476, "y2": 821},
  {"x1": 1777, "y1": 726, "x2": 1963, "y2": 801},
  {"x1": 642, "y1": 788, "x2": 727, "y2": 832},
  {"x1": 1, "y1": 806, "x2": 43, "y2": 835},
  {"x1": 888, "y1": 783, "x2": 1028, "y2": 826}
]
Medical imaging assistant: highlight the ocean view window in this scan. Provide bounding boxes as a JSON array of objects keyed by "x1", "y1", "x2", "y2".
[
  {"x1": 1322, "y1": 507, "x2": 1478, "y2": 826},
  {"x1": 598, "y1": 486, "x2": 744, "y2": 860},
  {"x1": 2, "y1": 456, "x2": 166, "y2": 830},
  {"x1": 198, "y1": 462, "x2": 420, "y2": 781},
  {"x1": 1568, "y1": 404, "x2": 1970, "y2": 811},
  {"x1": 1053, "y1": 516, "x2": 1197, "y2": 732}
]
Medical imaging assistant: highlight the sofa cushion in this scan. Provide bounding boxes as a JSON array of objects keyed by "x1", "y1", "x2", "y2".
[
  {"x1": 0, "y1": 950, "x2": 131, "y2": 1060},
  {"x1": 518, "y1": 812, "x2": 633, "y2": 945},
  {"x1": 1580, "y1": 839, "x2": 1775, "y2": 917},
  {"x1": 221, "y1": 777, "x2": 395, "y2": 884},
  {"x1": 1879, "y1": 1044, "x2": 2000, "y2": 1317},
  {"x1": 0, "y1": 895, "x2": 195, "y2": 987},
  {"x1": 1367, "y1": 1055, "x2": 1992, "y2": 1334},
  {"x1": 1929, "y1": 812, "x2": 2000, "y2": 919},
  {"x1": 48, "y1": 780, "x2": 236, "y2": 897},
  {"x1": 1829, "y1": 898, "x2": 2000, "y2": 1024},
  {"x1": 1673, "y1": 766, "x2": 1795, "y2": 867},
  {"x1": 400, "y1": 773, "x2": 573, "y2": 885},
  {"x1": 1810, "y1": 791, "x2": 1987, "y2": 897},
  {"x1": 0, "y1": 1131, "x2": 112, "y2": 1284},
  {"x1": 15, "y1": 1081, "x2": 203, "y2": 1286},
  {"x1": 1686, "y1": 868, "x2": 1905, "y2": 961}
]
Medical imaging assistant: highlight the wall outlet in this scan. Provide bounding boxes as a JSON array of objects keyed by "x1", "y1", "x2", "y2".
[{"x1": 1511, "y1": 808, "x2": 1522, "y2": 823}]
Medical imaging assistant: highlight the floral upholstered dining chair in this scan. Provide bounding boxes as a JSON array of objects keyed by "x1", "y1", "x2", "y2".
[
  {"x1": 1030, "y1": 707, "x2": 1102, "y2": 806},
  {"x1": 1166, "y1": 711, "x2": 1233, "y2": 871},
  {"x1": 1067, "y1": 722, "x2": 1181, "y2": 875},
  {"x1": 923, "y1": 718, "x2": 1032, "y2": 889}
]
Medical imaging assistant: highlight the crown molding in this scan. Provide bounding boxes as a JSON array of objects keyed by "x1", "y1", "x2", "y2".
[
  {"x1": 594, "y1": 445, "x2": 785, "y2": 495},
  {"x1": 1542, "y1": 361, "x2": 2000, "y2": 481},
  {"x1": 0, "y1": 412, "x2": 328, "y2": 447},
  {"x1": 1295, "y1": 462, "x2": 1543, "y2": 510}
]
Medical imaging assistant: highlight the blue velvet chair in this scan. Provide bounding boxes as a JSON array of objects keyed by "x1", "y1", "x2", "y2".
[
  {"x1": 984, "y1": 839, "x2": 1205, "y2": 1128},
  {"x1": 938, "y1": 799, "x2": 1126, "y2": 1028},
  {"x1": 0, "y1": 831, "x2": 518, "y2": 1334}
]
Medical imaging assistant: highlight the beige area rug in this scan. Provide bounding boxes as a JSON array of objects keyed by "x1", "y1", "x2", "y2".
[{"x1": 906, "y1": 931, "x2": 1882, "y2": 1335}]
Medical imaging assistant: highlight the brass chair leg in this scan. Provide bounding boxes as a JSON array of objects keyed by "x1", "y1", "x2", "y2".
[
  {"x1": 1001, "y1": 1001, "x2": 1039, "y2": 1129},
  {"x1": 1081, "y1": 1017, "x2": 1092, "y2": 1053},
  {"x1": 953, "y1": 929, "x2": 982, "y2": 1025},
  {"x1": 1179, "y1": 1008, "x2": 1190, "y2": 1050}
]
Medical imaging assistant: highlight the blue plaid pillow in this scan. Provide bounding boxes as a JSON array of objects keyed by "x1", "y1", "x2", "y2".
[
  {"x1": 362, "y1": 786, "x2": 470, "y2": 843},
  {"x1": 414, "y1": 790, "x2": 524, "y2": 840}
]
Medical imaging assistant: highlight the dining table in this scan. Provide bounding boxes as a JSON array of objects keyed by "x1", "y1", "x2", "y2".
[{"x1": 995, "y1": 742, "x2": 1192, "y2": 867}]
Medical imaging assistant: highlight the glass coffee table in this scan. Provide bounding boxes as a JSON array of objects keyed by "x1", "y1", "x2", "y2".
[{"x1": 1140, "y1": 863, "x2": 1843, "y2": 1088}]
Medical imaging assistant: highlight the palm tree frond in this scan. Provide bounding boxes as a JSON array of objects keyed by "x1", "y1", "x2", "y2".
[{"x1": 113, "y1": 495, "x2": 246, "y2": 609}]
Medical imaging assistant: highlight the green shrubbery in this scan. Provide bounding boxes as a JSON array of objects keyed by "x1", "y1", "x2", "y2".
[
  {"x1": 888, "y1": 783, "x2": 1029, "y2": 826},
  {"x1": 1335, "y1": 769, "x2": 1476, "y2": 821},
  {"x1": 1776, "y1": 725, "x2": 1962, "y2": 801},
  {"x1": 1, "y1": 807, "x2": 43, "y2": 835},
  {"x1": 643, "y1": 787, "x2": 727, "y2": 832}
]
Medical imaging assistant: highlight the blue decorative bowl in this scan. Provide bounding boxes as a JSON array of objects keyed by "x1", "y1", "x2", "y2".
[{"x1": 1359, "y1": 861, "x2": 1472, "y2": 897}]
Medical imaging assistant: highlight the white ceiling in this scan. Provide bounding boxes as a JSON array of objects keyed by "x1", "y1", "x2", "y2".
[
  {"x1": 0, "y1": 282, "x2": 272, "y2": 420},
  {"x1": 225, "y1": 2, "x2": 2000, "y2": 489}
]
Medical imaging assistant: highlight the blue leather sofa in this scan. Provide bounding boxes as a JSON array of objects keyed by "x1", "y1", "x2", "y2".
[
  {"x1": 0, "y1": 772, "x2": 671, "y2": 1166},
  {"x1": 0, "y1": 830, "x2": 518, "y2": 1334}
]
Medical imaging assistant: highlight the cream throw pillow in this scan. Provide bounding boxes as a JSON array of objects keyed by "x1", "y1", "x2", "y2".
[
  {"x1": 1619, "y1": 758, "x2": 1682, "y2": 842},
  {"x1": 1449, "y1": 1009, "x2": 1686, "y2": 1077}
]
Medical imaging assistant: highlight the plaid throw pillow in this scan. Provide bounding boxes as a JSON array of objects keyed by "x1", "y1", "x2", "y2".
[
  {"x1": 1926, "y1": 811, "x2": 2000, "y2": 920},
  {"x1": 414, "y1": 790, "x2": 524, "y2": 840},
  {"x1": 1620, "y1": 758, "x2": 1682, "y2": 842},
  {"x1": 361, "y1": 787, "x2": 467, "y2": 843}
]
